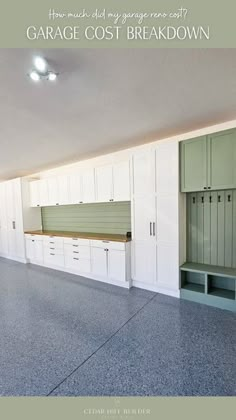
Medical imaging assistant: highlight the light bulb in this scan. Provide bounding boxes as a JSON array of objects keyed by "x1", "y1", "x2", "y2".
[
  {"x1": 48, "y1": 72, "x2": 57, "y2": 81},
  {"x1": 30, "y1": 71, "x2": 40, "y2": 81},
  {"x1": 34, "y1": 56, "x2": 47, "y2": 73}
]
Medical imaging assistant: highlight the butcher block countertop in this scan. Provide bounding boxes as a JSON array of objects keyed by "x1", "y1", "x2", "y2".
[{"x1": 24, "y1": 230, "x2": 131, "y2": 243}]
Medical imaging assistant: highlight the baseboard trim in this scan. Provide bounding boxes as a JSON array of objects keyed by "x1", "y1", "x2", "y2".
[
  {"x1": 132, "y1": 280, "x2": 180, "y2": 298},
  {"x1": 0, "y1": 254, "x2": 27, "y2": 264}
]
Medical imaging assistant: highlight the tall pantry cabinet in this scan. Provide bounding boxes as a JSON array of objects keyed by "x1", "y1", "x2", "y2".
[
  {"x1": 131, "y1": 140, "x2": 182, "y2": 295},
  {"x1": 0, "y1": 178, "x2": 41, "y2": 262}
]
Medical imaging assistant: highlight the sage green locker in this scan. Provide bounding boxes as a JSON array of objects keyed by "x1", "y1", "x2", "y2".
[
  {"x1": 217, "y1": 191, "x2": 225, "y2": 267},
  {"x1": 207, "y1": 130, "x2": 236, "y2": 190},
  {"x1": 197, "y1": 193, "x2": 204, "y2": 263},
  {"x1": 203, "y1": 192, "x2": 211, "y2": 265},
  {"x1": 188, "y1": 193, "x2": 197, "y2": 262},
  {"x1": 225, "y1": 190, "x2": 233, "y2": 267},
  {"x1": 180, "y1": 136, "x2": 207, "y2": 192},
  {"x1": 233, "y1": 190, "x2": 236, "y2": 268},
  {"x1": 210, "y1": 192, "x2": 218, "y2": 266}
]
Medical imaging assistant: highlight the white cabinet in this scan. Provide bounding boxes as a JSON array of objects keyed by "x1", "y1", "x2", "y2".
[
  {"x1": 81, "y1": 168, "x2": 95, "y2": 203},
  {"x1": 68, "y1": 174, "x2": 83, "y2": 204},
  {"x1": 113, "y1": 161, "x2": 130, "y2": 201},
  {"x1": 108, "y1": 249, "x2": 126, "y2": 282},
  {"x1": 58, "y1": 175, "x2": 70, "y2": 205},
  {"x1": 39, "y1": 179, "x2": 49, "y2": 206},
  {"x1": 30, "y1": 181, "x2": 41, "y2": 207},
  {"x1": 91, "y1": 241, "x2": 130, "y2": 283},
  {"x1": 95, "y1": 165, "x2": 113, "y2": 203},
  {"x1": 132, "y1": 149, "x2": 157, "y2": 285},
  {"x1": 0, "y1": 183, "x2": 8, "y2": 256},
  {"x1": 0, "y1": 178, "x2": 41, "y2": 262},
  {"x1": 91, "y1": 247, "x2": 107, "y2": 277},
  {"x1": 26, "y1": 236, "x2": 43, "y2": 263},
  {"x1": 131, "y1": 141, "x2": 180, "y2": 293},
  {"x1": 95, "y1": 161, "x2": 131, "y2": 203},
  {"x1": 47, "y1": 178, "x2": 59, "y2": 206}
]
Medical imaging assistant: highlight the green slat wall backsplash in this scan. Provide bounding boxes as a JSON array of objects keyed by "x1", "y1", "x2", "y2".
[
  {"x1": 42, "y1": 202, "x2": 131, "y2": 234},
  {"x1": 187, "y1": 190, "x2": 236, "y2": 268}
]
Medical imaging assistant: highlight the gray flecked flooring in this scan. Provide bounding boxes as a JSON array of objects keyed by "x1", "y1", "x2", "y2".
[{"x1": 0, "y1": 257, "x2": 236, "y2": 396}]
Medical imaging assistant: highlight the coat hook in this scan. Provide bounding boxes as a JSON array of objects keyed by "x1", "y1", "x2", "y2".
[
  {"x1": 201, "y1": 196, "x2": 204, "y2": 204},
  {"x1": 218, "y1": 195, "x2": 221, "y2": 203},
  {"x1": 192, "y1": 197, "x2": 196, "y2": 204},
  {"x1": 209, "y1": 196, "x2": 212, "y2": 203},
  {"x1": 228, "y1": 194, "x2": 231, "y2": 202}
]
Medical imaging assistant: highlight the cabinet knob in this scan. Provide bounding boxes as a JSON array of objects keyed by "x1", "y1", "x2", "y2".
[
  {"x1": 208, "y1": 187, "x2": 211, "y2": 189},
  {"x1": 79, "y1": 201, "x2": 83, "y2": 204},
  {"x1": 203, "y1": 187, "x2": 207, "y2": 189}
]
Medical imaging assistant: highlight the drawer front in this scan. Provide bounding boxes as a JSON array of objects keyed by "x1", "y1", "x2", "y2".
[
  {"x1": 64, "y1": 244, "x2": 90, "y2": 259},
  {"x1": 25, "y1": 234, "x2": 43, "y2": 241},
  {"x1": 91, "y1": 240, "x2": 125, "y2": 251},
  {"x1": 65, "y1": 256, "x2": 91, "y2": 273},
  {"x1": 44, "y1": 253, "x2": 65, "y2": 267},
  {"x1": 43, "y1": 247, "x2": 64, "y2": 257},
  {"x1": 63, "y1": 237, "x2": 90, "y2": 246},
  {"x1": 43, "y1": 236, "x2": 64, "y2": 248}
]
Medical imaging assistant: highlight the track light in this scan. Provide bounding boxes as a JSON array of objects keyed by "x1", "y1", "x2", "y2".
[{"x1": 28, "y1": 57, "x2": 58, "y2": 82}]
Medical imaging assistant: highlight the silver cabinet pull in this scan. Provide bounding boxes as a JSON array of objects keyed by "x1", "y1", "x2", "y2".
[
  {"x1": 50, "y1": 253, "x2": 55, "y2": 256},
  {"x1": 150, "y1": 222, "x2": 152, "y2": 236},
  {"x1": 73, "y1": 257, "x2": 79, "y2": 260},
  {"x1": 12, "y1": 221, "x2": 16, "y2": 230},
  {"x1": 73, "y1": 251, "x2": 79, "y2": 254},
  {"x1": 153, "y1": 222, "x2": 156, "y2": 236},
  {"x1": 73, "y1": 244, "x2": 78, "y2": 247}
]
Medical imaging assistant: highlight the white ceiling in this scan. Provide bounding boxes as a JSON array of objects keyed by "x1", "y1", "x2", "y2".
[{"x1": 0, "y1": 48, "x2": 236, "y2": 180}]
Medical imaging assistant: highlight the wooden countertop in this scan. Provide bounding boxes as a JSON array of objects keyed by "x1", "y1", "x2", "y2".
[{"x1": 24, "y1": 230, "x2": 131, "y2": 243}]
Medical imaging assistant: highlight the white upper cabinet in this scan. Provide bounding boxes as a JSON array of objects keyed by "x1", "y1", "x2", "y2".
[
  {"x1": 95, "y1": 164, "x2": 113, "y2": 202},
  {"x1": 113, "y1": 161, "x2": 130, "y2": 201},
  {"x1": 39, "y1": 179, "x2": 49, "y2": 206},
  {"x1": 58, "y1": 175, "x2": 70, "y2": 205},
  {"x1": 132, "y1": 150, "x2": 156, "y2": 197},
  {"x1": 47, "y1": 178, "x2": 59, "y2": 206},
  {"x1": 29, "y1": 158, "x2": 131, "y2": 206},
  {"x1": 68, "y1": 173, "x2": 83, "y2": 204},
  {"x1": 81, "y1": 168, "x2": 95, "y2": 203},
  {"x1": 30, "y1": 180, "x2": 41, "y2": 207}
]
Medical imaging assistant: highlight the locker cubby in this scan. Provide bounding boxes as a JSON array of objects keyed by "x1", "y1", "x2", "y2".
[
  {"x1": 207, "y1": 275, "x2": 235, "y2": 300},
  {"x1": 180, "y1": 263, "x2": 236, "y2": 311},
  {"x1": 181, "y1": 270, "x2": 205, "y2": 294}
]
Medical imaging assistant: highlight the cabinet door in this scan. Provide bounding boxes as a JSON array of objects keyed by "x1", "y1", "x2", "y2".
[
  {"x1": 133, "y1": 196, "x2": 156, "y2": 241},
  {"x1": 26, "y1": 239, "x2": 35, "y2": 260},
  {"x1": 91, "y1": 247, "x2": 107, "y2": 277},
  {"x1": 108, "y1": 249, "x2": 126, "y2": 282},
  {"x1": 181, "y1": 136, "x2": 207, "y2": 192},
  {"x1": 208, "y1": 130, "x2": 236, "y2": 190},
  {"x1": 39, "y1": 179, "x2": 49, "y2": 206},
  {"x1": 132, "y1": 241, "x2": 157, "y2": 285},
  {"x1": 68, "y1": 174, "x2": 83, "y2": 204},
  {"x1": 132, "y1": 150, "x2": 155, "y2": 197},
  {"x1": 30, "y1": 181, "x2": 40, "y2": 207},
  {"x1": 0, "y1": 183, "x2": 8, "y2": 255},
  {"x1": 95, "y1": 165, "x2": 113, "y2": 202},
  {"x1": 113, "y1": 161, "x2": 130, "y2": 202},
  {"x1": 47, "y1": 178, "x2": 59, "y2": 206},
  {"x1": 81, "y1": 168, "x2": 95, "y2": 203},
  {"x1": 35, "y1": 240, "x2": 43, "y2": 262},
  {"x1": 57, "y1": 175, "x2": 69, "y2": 205}
]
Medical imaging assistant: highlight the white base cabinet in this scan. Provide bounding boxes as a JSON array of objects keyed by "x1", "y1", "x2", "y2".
[{"x1": 25, "y1": 234, "x2": 131, "y2": 288}]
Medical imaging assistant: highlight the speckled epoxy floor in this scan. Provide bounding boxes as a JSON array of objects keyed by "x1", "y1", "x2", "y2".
[{"x1": 0, "y1": 257, "x2": 236, "y2": 396}]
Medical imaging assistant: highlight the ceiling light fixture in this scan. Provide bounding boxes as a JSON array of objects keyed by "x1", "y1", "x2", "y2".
[
  {"x1": 29, "y1": 71, "x2": 40, "y2": 81},
  {"x1": 34, "y1": 56, "x2": 47, "y2": 73},
  {"x1": 28, "y1": 56, "x2": 59, "y2": 82}
]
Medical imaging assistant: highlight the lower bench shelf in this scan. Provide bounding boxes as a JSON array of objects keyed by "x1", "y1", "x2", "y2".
[{"x1": 180, "y1": 263, "x2": 236, "y2": 312}]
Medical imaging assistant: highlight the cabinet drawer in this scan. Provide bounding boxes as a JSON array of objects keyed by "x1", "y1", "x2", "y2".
[
  {"x1": 43, "y1": 247, "x2": 64, "y2": 257},
  {"x1": 65, "y1": 256, "x2": 91, "y2": 273},
  {"x1": 91, "y1": 240, "x2": 125, "y2": 251},
  {"x1": 44, "y1": 253, "x2": 65, "y2": 267},
  {"x1": 43, "y1": 236, "x2": 64, "y2": 248},
  {"x1": 63, "y1": 237, "x2": 90, "y2": 246},
  {"x1": 25, "y1": 234, "x2": 43, "y2": 241},
  {"x1": 64, "y1": 244, "x2": 90, "y2": 259}
]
